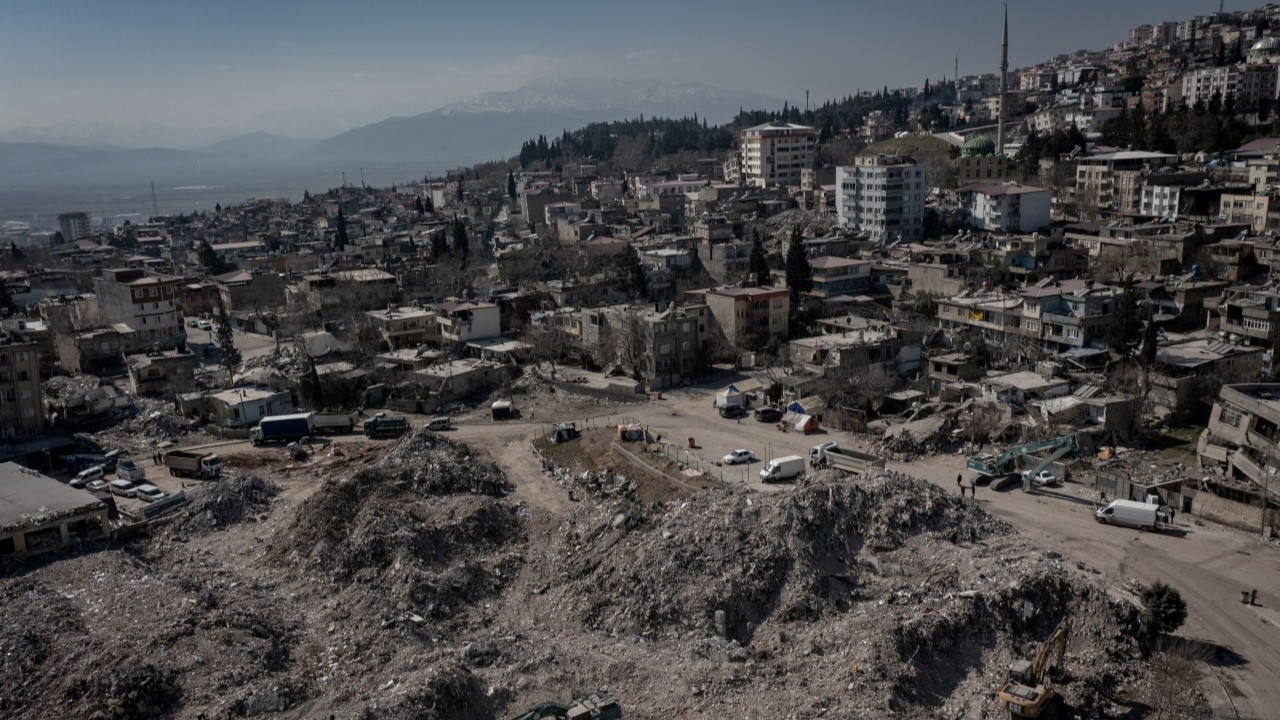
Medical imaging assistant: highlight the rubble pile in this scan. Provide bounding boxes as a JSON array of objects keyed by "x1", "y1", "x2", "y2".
[
  {"x1": 0, "y1": 433, "x2": 1197, "y2": 719},
  {"x1": 272, "y1": 430, "x2": 525, "y2": 625},
  {"x1": 166, "y1": 473, "x2": 279, "y2": 535},
  {"x1": 545, "y1": 466, "x2": 637, "y2": 499}
]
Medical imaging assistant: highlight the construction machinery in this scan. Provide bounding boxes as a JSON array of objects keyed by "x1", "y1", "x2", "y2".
[
  {"x1": 997, "y1": 617, "x2": 1071, "y2": 719},
  {"x1": 511, "y1": 691, "x2": 621, "y2": 720},
  {"x1": 967, "y1": 436, "x2": 1074, "y2": 488}
]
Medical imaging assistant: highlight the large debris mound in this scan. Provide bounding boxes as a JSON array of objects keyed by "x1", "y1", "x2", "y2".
[
  {"x1": 542, "y1": 470, "x2": 1007, "y2": 641},
  {"x1": 164, "y1": 473, "x2": 280, "y2": 536},
  {"x1": 271, "y1": 430, "x2": 525, "y2": 623}
]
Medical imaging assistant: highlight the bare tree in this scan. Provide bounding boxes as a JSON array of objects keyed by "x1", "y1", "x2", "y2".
[{"x1": 1141, "y1": 638, "x2": 1209, "y2": 720}]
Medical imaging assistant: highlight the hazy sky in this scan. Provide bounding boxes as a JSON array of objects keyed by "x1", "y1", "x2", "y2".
[{"x1": 0, "y1": 0, "x2": 1260, "y2": 138}]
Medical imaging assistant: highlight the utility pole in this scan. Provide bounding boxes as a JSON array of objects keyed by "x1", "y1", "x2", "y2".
[{"x1": 805, "y1": 90, "x2": 810, "y2": 113}]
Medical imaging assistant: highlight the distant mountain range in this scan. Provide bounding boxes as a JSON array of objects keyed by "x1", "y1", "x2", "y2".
[{"x1": 0, "y1": 78, "x2": 780, "y2": 197}]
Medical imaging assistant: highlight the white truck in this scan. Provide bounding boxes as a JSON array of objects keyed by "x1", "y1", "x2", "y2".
[
  {"x1": 311, "y1": 411, "x2": 359, "y2": 434},
  {"x1": 759, "y1": 455, "x2": 805, "y2": 483},
  {"x1": 1095, "y1": 499, "x2": 1169, "y2": 531},
  {"x1": 809, "y1": 442, "x2": 885, "y2": 474}
]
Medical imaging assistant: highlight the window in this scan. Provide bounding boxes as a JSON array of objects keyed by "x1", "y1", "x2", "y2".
[
  {"x1": 149, "y1": 288, "x2": 158, "y2": 297},
  {"x1": 1220, "y1": 407, "x2": 1244, "y2": 428}
]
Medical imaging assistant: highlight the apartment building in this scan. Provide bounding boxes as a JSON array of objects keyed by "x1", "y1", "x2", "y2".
[
  {"x1": 1180, "y1": 64, "x2": 1278, "y2": 108},
  {"x1": 936, "y1": 279, "x2": 1122, "y2": 352},
  {"x1": 363, "y1": 306, "x2": 439, "y2": 349},
  {"x1": 693, "y1": 286, "x2": 790, "y2": 345},
  {"x1": 738, "y1": 121, "x2": 816, "y2": 188},
  {"x1": 0, "y1": 342, "x2": 44, "y2": 439},
  {"x1": 57, "y1": 212, "x2": 91, "y2": 242},
  {"x1": 1074, "y1": 151, "x2": 1178, "y2": 217},
  {"x1": 835, "y1": 155, "x2": 926, "y2": 242},
  {"x1": 435, "y1": 301, "x2": 501, "y2": 343},
  {"x1": 956, "y1": 182, "x2": 1051, "y2": 233},
  {"x1": 93, "y1": 268, "x2": 186, "y2": 350},
  {"x1": 1221, "y1": 189, "x2": 1280, "y2": 234},
  {"x1": 1217, "y1": 288, "x2": 1280, "y2": 348},
  {"x1": 808, "y1": 256, "x2": 872, "y2": 300}
]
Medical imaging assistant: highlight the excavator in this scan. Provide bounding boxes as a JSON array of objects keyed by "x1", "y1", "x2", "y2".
[
  {"x1": 967, "y1": 436, "x2": 1074, "y2": 490},
  {"x1": 512, "y1": 691, "x2": 621, "y2": 720},
  {"x1": 997, "y1": 617, "x2": 1071, "y2": 719}
]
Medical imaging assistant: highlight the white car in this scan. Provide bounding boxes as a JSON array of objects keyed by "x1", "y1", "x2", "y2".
[
  {"x1": 135, "y1": 484, "x2": 164, "y2": 503},
  {"x1": 1024, "y1": 469, "x2": 1059, "y2": 487},
  {"x1": 722, "y1": 449, "x2": 757, "y2": 465},
  {"x1": 108, "y1": 479, "x2": 138, "y2": 498},
  {"x1": 85, "y1": 479, "x2": 109, "y2": 493},
  {"x1": 70, "y1": 465, "x2": 104, "y2": 488},
  {"x1": 197, "y1": 320, "x2": 212, "y2": 331}
]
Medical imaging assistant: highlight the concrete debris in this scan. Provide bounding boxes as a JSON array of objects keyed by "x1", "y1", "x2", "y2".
[{"x1": 0, "y1": 431, "x2": 1204, "y2": 719}]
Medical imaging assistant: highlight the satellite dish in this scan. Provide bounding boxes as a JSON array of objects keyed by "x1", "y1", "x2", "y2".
[{"x1": 963, "y1": 341, "x2": 973, "y2": 352}]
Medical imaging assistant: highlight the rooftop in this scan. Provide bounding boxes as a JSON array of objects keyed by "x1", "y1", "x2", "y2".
[
  {"x1": 0, "y1": 462, "x2": 104, "y2": 531},
  {"x1": 208, "y1": 387, "x2": 285, "y2": 405}
]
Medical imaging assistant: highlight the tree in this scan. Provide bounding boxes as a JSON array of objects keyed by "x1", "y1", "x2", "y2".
[
  {"x1": 431, "y1": 229, "x2": 449, "y2": 259},
  {"x1": 196, "y1": 239, "x2": 232, "y2": 275},
  {"x1": 423, "y1": 194, "x2": 435, "y2": 214},
  {"x1": 215, "y1": 203, "x2": 222, "y2": 213},
  {"x1": 334, "y1": 209, "x2": 349, "y2": 251},
  {"x1": 1140, "y1": 581, "x2": 1188, "y2": 641},
  {"x1": 784, "y1": 225, "x2": 813, "y2": 311},
  {"x1": 451, "y1": 217, "x2": 470, "y2": 263},
  {"x1": 1140, "y1": 315, "x2": 1159, "y2": 367},
  {"x1": 507, "y1": 171, "x2": 517, "y2": 199},
  {"x1": 9, "y1": 241, "x2": 24, "y2": 262},
  {"x1": 51, "y1": 230, "x2": 64, "y2": 246},
  {"x1": 414, "y1": 197, "x2": 424, "y2": 214},
  {"x1": 748, "y1": 231, "x2": 771, "y2": 285},
  {"x1": 612, "y1": 244, "x2": 648, "y2": 300},
  {"x1": 1105, "y1": 288, "x2": 1142, "y2": 360},
  {"x1": 212, "y1": 294, "x2": 241, "y2": 378}
]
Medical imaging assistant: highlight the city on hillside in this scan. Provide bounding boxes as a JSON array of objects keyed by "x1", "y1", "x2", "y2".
[{"x1": 5, "y1": 3, "x2": 1280, "y2": 720}]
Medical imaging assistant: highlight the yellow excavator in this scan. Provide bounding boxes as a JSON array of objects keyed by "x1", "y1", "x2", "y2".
[{"x1": 997, "y1": 617, "x2": 1071, "y2": 719}]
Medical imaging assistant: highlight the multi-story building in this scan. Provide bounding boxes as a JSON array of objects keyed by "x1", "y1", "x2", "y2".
[
  {"x1": 808, "y1": 256, "x2": 872, "y2": 300},
  {"x1": 936, "y1": 279, "x2": 1122, "y2": 352},
  {"x1": 1074, "y1": 151, "x2": 1179, "y2": 217},
  {"x1": 1246, "y1": 153, "x2": 1280, "y2": 191},
  {"x1": 1181, "y1": 64, "x2": 1279, "y2": 108},
  {"x1": 693, "y1": 285, "x2": 790, "y2": 345},
  {"x1": 363, "y1": 306, "x2": 439, "y2": 349},
  {"x1": 835, "y1": 155, "x2": 926, "y2": 242},
  {"x1": 93, "y1": 268, "x2": 186, "y2": 350},
  {"x1": 790, "y1": 315, "x2": 923, "y2": 377},
  {"x1": 435, "y1": 301, "x2": 501, "y2": 343},
  {"x1": 738, "y1": 121, "x2": 816, "y2": 188},
  {"x1": 1217, "y1": 288, "x2": 1280, "y2": 348},
  {"x1": 1221, "y1": 190, "x2": 1280, "y2": 234},
  {"x1": 57, "y1": 212, "x2": 91, "y2": 241},
  {"x1": 956, "y1": 181, "x2": 1051, "y2": 233},
  {"x1": 0, "y1": 342, "x2": 44, "y2": 439}
]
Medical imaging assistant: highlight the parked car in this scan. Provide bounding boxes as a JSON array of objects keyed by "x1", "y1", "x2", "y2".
[
  {"x1": 718, "y1": 405, "x2": 747, "y2": 419},
  {"x1": 85, "y1": 479, "x2": 108, "y2": 493},
  {"x1": 135, "y1": 484, "x2": 165, "y2": 503},
  {"x1": 71, "y1": 465, "x2": 105, "y2": 488},
  {"x1": 186, "y1": 318, "x2": 200, "y2": 328},
  {"x1": 754, "y1": 407, "x2": 783, "y2": 423},
  {"x1": 722, "y1": 449, "x2": 757, "y2": 465},
  {"x1": 1023, "y1": 469, "x2": 1059, "y2": 487},
  {"x1": 109, "y1": 479, "x2": 138, "y2": 498},
  {"x1": 197, "y1": 319, "x2": 212, "y2": 331}
]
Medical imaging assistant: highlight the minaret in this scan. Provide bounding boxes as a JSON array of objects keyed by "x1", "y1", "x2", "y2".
[{"x1": 997, "y1": 4, "x2": 1009, "y2": 155}]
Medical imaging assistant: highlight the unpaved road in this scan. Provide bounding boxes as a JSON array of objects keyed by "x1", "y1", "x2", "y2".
[{"x1": 186, "y1": 384, "x2": 1280, "y2": 718}]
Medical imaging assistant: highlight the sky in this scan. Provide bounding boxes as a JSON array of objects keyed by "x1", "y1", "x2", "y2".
[{"x1": 0, "y1": 0, "x2": 1262, "y2": 140}]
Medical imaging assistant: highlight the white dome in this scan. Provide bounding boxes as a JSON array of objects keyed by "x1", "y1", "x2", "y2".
[{"x1": 1252, "y1": 36, "x2": 1280, "y2": 52}]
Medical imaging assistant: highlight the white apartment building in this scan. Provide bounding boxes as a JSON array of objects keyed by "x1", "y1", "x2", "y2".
[
  {"x1": 1181, "y1": 64, "x2": 1278, "y2": 108},
  {"x1": 738, "y1": 121, "x2": 816, "y2": 188},
  {"x1": 835, "y1": 155, "x2": 926, "y2": 243},
  {"x1": 1139, "y1": 184, "x2": 1183, "y2": 220},
  {"x1": 956, "y1": 182, "x2": 1052, "y2": 233}
]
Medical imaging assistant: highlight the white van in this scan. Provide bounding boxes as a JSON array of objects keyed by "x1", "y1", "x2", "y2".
[
  {"x1": 71, "y1": 465, "x2": 105, "y2": 488},
  {"x1": 427, "y1": 416, "x2": 452, "y2": 431},
  {"x1": 1095, "y1": 499, "x2": 1168, "y2": 531},
  {"x1": 759, "y1": 455, "x2": 806, "y2": 483}
]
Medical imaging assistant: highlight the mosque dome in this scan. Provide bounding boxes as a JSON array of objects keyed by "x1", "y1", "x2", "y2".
[
  {"x1": 961, "y1": 135, "x2": 997, "y2": 158},
  {"x1": 1251, "y1": 36, "x2": 1280, "y2": 53}
]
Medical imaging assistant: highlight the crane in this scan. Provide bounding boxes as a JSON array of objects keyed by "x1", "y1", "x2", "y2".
[{"x1": 997, "y1": 616, "x2": 1071, "y2": 719}]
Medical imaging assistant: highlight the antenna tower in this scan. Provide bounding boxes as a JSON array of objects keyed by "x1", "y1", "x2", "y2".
[{"x1": 150, "y1": 182, "x2": 159, "y2": 218}]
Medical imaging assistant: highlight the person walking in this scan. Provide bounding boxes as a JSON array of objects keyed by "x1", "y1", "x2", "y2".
[
  {"x1": 970, "y1": 479, "x2": 977, "y2": 499},
  {"x1": 956, "y1": 473, "x2": 964, "y2": 496}
]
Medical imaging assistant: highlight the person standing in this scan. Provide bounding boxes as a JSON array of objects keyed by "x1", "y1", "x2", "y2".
[{"x1": 956, "y1": 473, "x2": 964, "y2": 496}]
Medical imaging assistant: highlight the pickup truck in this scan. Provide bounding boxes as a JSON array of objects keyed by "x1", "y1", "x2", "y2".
[
  {"x1": 250, "y1": 413, "x2": 315, "y2": 445},
  {"x1": 164, "y1": 450, "x2": 222, "y2": 479},
  {"x1": 363, "y1": 413, "x2": 410, "y2": 438}
]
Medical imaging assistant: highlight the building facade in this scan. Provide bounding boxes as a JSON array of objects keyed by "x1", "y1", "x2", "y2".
[
  {"x1": 93, "y1": 268, "x2": 186, "y2": 350},
  {"x1": 738, "y1": 122, "x2": 816, "y2": 188},
  {"x1": 0, "y1": 342, "x2": 44, "y2": 439},
  {"x1": 835, "y1": 155, "x2": 926, "y2": 242}
]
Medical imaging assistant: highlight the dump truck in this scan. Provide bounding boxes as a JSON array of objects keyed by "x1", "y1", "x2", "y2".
[
  {"x1": 511, "y1": 691, "x2": 621, "y2": 720},
  {"x1": 311, "y1": 410, "x2": 359, "y2": 434},
  {"x1": 998, "y1": 617, "x2": 1070, "y2": 719},
  {"x1": 363, "y1": 412, "x2": 410, "y2": 438},
  {"x1": 809, "y1": 442, "x2": 885, "y2": 474},
  {"x1": 163, "y1": 449, "x2": 222, "y2": 479},
  {"x1": 250, "y1": 412, "x2": 315, "y2": 446}
]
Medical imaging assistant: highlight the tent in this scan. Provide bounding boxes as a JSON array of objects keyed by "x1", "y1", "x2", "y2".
[{"x1": 794, "y1": 414, "x2": 820, "y2": 434}]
